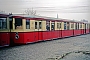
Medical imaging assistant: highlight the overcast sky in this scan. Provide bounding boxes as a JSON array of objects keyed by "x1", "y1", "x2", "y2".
[{"x1": 0, "y1": 0, "x2": 90, "y2": 22}]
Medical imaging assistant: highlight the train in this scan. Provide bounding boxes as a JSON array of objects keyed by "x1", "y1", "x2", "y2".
[{"x1": 0, "y1": 13, "x2": 90, "y2": 47}]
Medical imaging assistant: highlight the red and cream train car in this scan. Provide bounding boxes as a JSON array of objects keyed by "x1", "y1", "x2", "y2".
[
  {"x1": 9, "y1": 14, "x2": 90, "y2": 45},
  {"x1": 0, "y1": 13, "x2": 90, "y2": 47}
]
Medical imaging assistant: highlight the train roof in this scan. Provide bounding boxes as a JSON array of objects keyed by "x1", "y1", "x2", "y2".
[
  {"x1": 12, "y1": 14, "x2": 85, "y2": 23},
  {"x1": 0, "y1": 13, "x2": 89, "y2": 24},
  {"x1": 0, "y1": 12, "x2": 9, "y2": 17}
]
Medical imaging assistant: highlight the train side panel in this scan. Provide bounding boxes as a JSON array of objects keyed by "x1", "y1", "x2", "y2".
[
  {"x1": 11, "y1": 32, "x2": 24, "y2": 44},
  {"x1": 23, "y1": 32, "x2": 35, "y2": 43},
  {"x1": 62, "y1": 22, "x2": 74, "y2": 38},
  {"x1": 0, "y1": 32, "x2": 10, "y2": 47},
  {"x1": 74, "y1": 23, "x2": 81, "y2": 36}
]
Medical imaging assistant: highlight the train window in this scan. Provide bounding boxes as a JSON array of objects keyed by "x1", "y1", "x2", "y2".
[
  {"x1": 26, "y1": 20, "x2": 30, "y2": 29},
  {"x1": 75, "y1": 23, "x2": 77, "y2": 30},
  {"x1": 0, "y1": 18, "x2": 7, "y2": 29},
  {"x1": 78, "y1": 23, "x2": 79, "y2": 29},
  {"x1": 51, "y1": 22, "x2": 55, "y2": 30},
  {"x1": 87, "y1": 24, "x2": 88, "y2": 29},
  {"x1": 60, "y1": 23, "x2": 61, "y2": 28},
  {"x1": 35, "y1": 22, "x2": 37, "y2": 29},
  {"x1": 64, "y1": 22, "x2": 67, "y2": 30},
  {"x1": 85, "y1": 24, "x2": 87, "y2": 29},
  {"x1": 86, "y1": 24, "x2": 87, "y2": 29},
  {"x1": 15, "y1": 18, "x2": 22, "y2": 29},
  {"x1": 46, "y1": 21, "x2": 50, "y2": 31},
  {"x1": 80, "y1": 24, "x2": 82, "y2": 28},
  {"x1": 57, "y1": 23, "x2": 59, "y2": 29},
  {"x1": 88, "y1": 24, "x2": 89, "y2": 29},
  {"x1": 39, "y1": 22, "x2": 42, "y2": 29},
  {"x1": 85, "y1": 24, "x2": 86, "y2": 29},
  {"x1": 67, "y1": 22, "x2": 69, "y2": 30},
  {"x1": 57, "y1": 22, "x2": 61, "y2": 29},
  {"x1": 71, "y1": 23, "x2": 74, "y2": 28}
]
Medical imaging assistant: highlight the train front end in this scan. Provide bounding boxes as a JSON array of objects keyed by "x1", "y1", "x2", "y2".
[{"x1": 0, "y1": 13, "x2": 10, "y2": 47}]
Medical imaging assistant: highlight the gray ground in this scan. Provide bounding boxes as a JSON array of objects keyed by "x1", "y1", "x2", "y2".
[{"x1": 0, "y1": 34, "x2": 90, "y2": 60}]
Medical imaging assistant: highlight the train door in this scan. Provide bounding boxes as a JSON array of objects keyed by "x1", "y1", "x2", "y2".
[
  {"x1": 71, "y1": 23, "x2": 74, "y2": 36},
  {"x1": 51, "y1": 21, "x2": 55, "y2": 39},
  {"x1": 60, "y1": 22, "x2": 62, "y2": 38},
  {"x1": 35, "y1": 21, "x2": 42, "y2": 42},
  {"x1": 46, "y1": 21, "x2": 50, "y2": 40},
  {"x1": 58, "y1": 22, "x2": 62, "y2": 38}
]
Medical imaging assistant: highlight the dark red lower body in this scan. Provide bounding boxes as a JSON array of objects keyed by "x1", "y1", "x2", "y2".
[
  {"x1": 86, "y1": 29, "x2": 89, "y2": 34},
  {"x1": 0, "y1": 32, "x2": 10, "y2": 47},
  {"x1": 0, "y1": 29, "x2": 90, "y2": 47},
  {"x1": 62, "y1": 30, "x2": 73, "y2": 38}
]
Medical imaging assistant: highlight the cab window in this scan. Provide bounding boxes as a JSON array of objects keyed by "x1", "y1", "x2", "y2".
[
  {"x1": 15, "y1": 18, "x2": 22, "y2": 29},
  {"x1": 0, "y1": 18, "x2": 7, "y2": 29}
]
